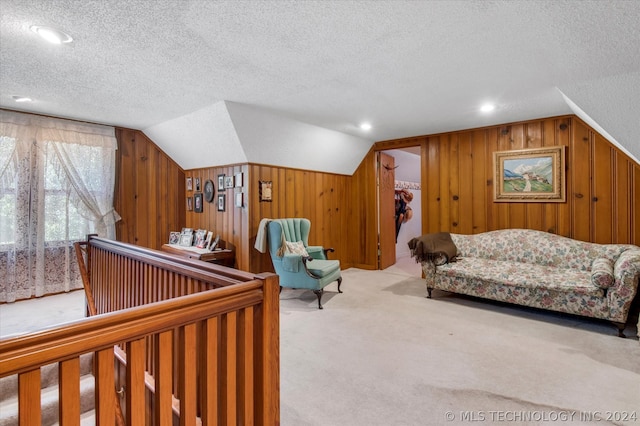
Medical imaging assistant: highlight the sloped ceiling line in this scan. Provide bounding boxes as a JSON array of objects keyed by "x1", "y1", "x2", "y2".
[
  {"x1": 146, "y1": 94, "x2": 638, "y2": 174},
  {"x1": 146, "y1": 101, "x2": 375, "y2": 175}
]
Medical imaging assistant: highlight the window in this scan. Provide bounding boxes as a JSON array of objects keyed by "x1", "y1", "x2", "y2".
[
  {"x1": 0, "y1": 111, "x2": 119, "y2": 302},
  {"x1": 0, "y1": 138, "x2": 16, "y2": 245},
  {"x1": 43, "y1": 143, "x2": 108, "y2": 244}
]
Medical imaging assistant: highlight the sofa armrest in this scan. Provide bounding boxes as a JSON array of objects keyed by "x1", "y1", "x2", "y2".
[
  {"x1": 421, "y1": 260, "x2": 438, "y2": 288},
  {"x1": 608, "y1": 248, "x2": 640, "y2": 322}
]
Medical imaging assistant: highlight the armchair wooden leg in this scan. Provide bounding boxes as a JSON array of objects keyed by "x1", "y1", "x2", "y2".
[
  {"x1": 426, "y1": 287, "x2": 433, "y2": 298},
  {"x1": 337, "y1": 277, "x2": 343, "y2": 293},
  {"x1": 313, "y1": 289, "x2": 324, "y2": 309}
]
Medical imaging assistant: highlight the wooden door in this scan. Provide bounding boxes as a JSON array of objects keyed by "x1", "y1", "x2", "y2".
[{"x1": 378, "y1": 152, "x2": 396, "y2": 269}]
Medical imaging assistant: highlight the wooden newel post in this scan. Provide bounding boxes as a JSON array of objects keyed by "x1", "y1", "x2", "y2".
[{"x1": 255, "y1": 272, "x2": 280, "y2": 425}]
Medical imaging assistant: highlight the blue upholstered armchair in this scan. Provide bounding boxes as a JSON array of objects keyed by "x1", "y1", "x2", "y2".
[{"x1": 266, "y1": 218, "x2": 342, "y2": 309}]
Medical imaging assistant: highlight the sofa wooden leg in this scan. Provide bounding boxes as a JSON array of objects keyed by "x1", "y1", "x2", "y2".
[
  {"x1": 337, "y1": 277, "x2": 343, "y2": 293},
  {"x1": 313, "y1": 289, "x2": 324, "y2": 309},
  {"x1": 426, "y1": 287, "x2": 433, "y2": 299},
  {"x1": 613, "y1": 321, "x2": 626, "y2": 338}
]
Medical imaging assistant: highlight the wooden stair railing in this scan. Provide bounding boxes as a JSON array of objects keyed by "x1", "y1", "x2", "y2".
[
  {"x1": 1, "y1": 236, "x2": 280, "y2": 425},
  {"x1": 73, "y1": 239, "x2": 96, "y2": 317}
]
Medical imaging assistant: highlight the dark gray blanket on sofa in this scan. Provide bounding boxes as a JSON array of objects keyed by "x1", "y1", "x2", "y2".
[{"x1": 408, "y1": 232, "x2": 458, "y2": 264}]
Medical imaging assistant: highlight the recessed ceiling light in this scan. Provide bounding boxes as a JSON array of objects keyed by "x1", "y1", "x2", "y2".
[
  {"x1": 480, "y1": 103, "x2": 496, "y2": 113},
  {"x1": 360, "y1": 122, "x2": 372, "y2": 131},
  {"x1": 12, "y1": 95, "x2": 33, "y2": 103},
  {"x1": 30, "y1": 25, "x2": 73, "y2": 44}
]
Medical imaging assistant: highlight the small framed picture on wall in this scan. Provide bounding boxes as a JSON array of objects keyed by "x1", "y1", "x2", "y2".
[
  {"x1": 186, "y1": 177, "x2": 193, "y2": 191},
  {"x1": 204, "y1": 179, "x2": 215, "y2": 202},
  {"x1": 217, "y1": 174, "x2": 225, "y2": 191},
  {"x1": 194, "y1": 193, "x2": 203, "y2": 213},
  {"x1": 217, "y1": 194, "x2": 226, "y2": 212},
  {"x1": 224, "y1": 176, "x2": 234, "y2": 189},
  {"x1": 259, "y1": 180, "x2": 272, "y2": 202}
]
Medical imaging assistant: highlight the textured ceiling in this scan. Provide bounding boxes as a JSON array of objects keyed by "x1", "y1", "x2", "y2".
[{"x1": 1, "y1": 0, "x2": 639, "y2": 169}]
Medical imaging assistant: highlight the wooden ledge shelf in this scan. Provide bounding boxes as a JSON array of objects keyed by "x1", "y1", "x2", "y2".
[{"x1": 161, "y1": 243, "x2": 235, "y2": 267}]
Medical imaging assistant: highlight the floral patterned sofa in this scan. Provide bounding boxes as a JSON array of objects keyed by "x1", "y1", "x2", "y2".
[{"x1": 419, "y1": 229, "x2": 640, "y2": 337}]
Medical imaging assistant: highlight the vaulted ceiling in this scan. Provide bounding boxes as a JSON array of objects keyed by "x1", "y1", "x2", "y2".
[{"x1": 1, "y1": 0, "x2": 639, "y2": 174}]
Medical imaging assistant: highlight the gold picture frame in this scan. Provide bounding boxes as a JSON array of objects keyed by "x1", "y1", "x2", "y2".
[{"x1": 494, "y1": 146, "x2": 565, "y2": 202}]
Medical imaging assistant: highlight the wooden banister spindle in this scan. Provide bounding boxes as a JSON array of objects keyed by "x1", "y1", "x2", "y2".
[
  {"x1": 239, "y1": 306, "x2": 255, "y2": 425},
  {"x1": 200, "y1": 316, "x2": 220, "y2": 425},
  {"x1": 155, "y1": 330, "x2": 174, "y2": 426},
  {"x1": 126, "y1": 338, "x2": 146, "y2": 425},
  {"x1": 95, "y1": 348, "x2": 117, "y2": 425},
  {"x1": 179, "y1": 323, "x2": 198, "y2": 426},
  {"x1": 222, "y1": 311, "x2": 238, "y2": 425},
  {"x1": 59, "y1": 358, "x2": 81, "y2": 425},
  {"x1": 19, "y1": 369, "x2": 41, "y2": 426}
]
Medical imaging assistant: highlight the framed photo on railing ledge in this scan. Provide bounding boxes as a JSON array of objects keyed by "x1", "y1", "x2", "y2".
[{"x1": 494, "y1": 146, "x2": 565, "y2": 202}]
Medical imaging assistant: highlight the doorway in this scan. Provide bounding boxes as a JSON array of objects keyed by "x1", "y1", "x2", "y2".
[{"x1": 377, "y1": 147, "x2": 422, "y2": 275}]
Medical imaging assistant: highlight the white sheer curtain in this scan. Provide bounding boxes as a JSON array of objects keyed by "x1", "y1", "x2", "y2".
[{"x1": 0, "y1": 110, "x2": 119, "y2": 302}]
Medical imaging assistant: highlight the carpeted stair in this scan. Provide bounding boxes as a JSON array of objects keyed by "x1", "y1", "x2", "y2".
[{"x1": 0, "y1": 353, "x2": 95, "y2": 425}]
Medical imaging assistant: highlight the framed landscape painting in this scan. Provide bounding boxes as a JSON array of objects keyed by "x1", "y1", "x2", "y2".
[{"x1": 494, "y1": 146, "x2": 565, "y2": 202}]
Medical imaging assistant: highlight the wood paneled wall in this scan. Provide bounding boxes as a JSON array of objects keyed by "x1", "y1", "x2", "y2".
[
  {"x1": 362, "y1": 116, "x2": 639, "y2": 263},
  {"x1": 113, "y1": 130, "x2": 354, "y2": 273},
  {"x1": 348, "y1": 150, "x2": 379, "y2": 269},
  {"x1": 419, "y1": 117, "x2": 574, "y2": 236},
  {"x1": 247, "y1": 164, "x2": 352, "y2": 274},
  {"x1": 184, "y1": 165, "x2": 250, "y2": 270},
  {"x1": 116, "y1": 115, "x2": 638, "y2": 274},
  {"x1": 114, "y1": 128, "x2": 185, "y2": 250},
  {"x1": 182, "y1": 164, "x2": 352, "y2": 273}
]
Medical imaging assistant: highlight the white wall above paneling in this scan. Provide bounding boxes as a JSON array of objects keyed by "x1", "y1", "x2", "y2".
[
  {"x1": 143, "y1": 102, "x2": 247, "y2": 170},
  {"x1": 144, "y1": 101, "x2": 374, "y2": 173},
  {"x1": 226, "y1": 102, "x2": 373, "y2": 175}
]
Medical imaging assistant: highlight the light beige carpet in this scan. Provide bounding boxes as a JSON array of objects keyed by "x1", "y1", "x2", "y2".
[
  {"x1": 0, "y1": 289, "x2": 86, "y2": 338},
  {"x1": 279, "y1": 268, "x2": 640, "y2": 426}
]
